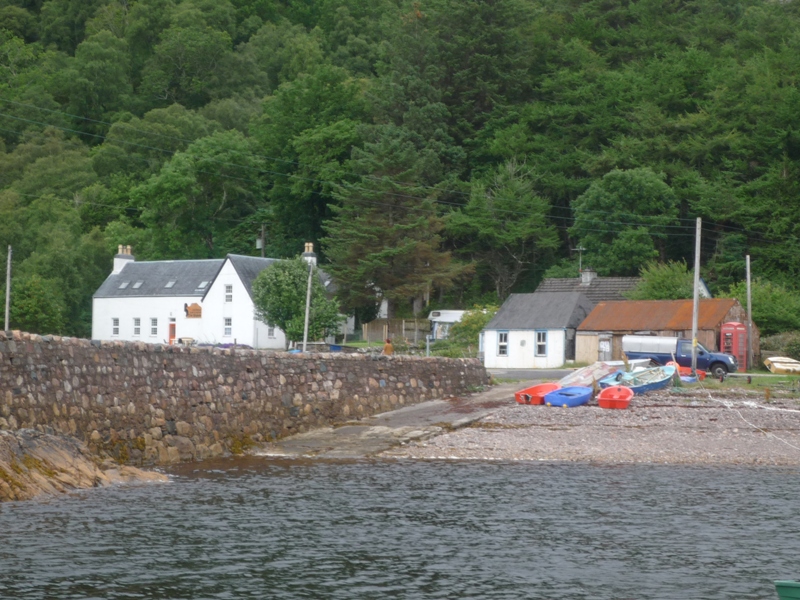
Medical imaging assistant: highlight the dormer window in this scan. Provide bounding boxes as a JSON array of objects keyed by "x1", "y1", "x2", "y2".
[
  {"x1": 165, "y1": 281, "x2": 176, "y2": 288},
  {"x1": 132, "y1": 281, "x2": 143, "y2": 289},
  {"x1": 119, "y1": 281, "x2": 129, "y2": 289}
]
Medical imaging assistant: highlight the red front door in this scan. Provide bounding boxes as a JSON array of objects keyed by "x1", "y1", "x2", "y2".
[{"x1": 169, "y1": 323, "x2": 176, "y2": 345}]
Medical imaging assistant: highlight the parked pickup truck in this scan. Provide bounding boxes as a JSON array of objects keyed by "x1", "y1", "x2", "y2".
[{"x1": 622, "y1": 335, "x2": 738, "y2": 378}]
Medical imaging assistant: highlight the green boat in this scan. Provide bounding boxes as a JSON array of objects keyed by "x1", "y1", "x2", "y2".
[{"x1": 776, "y1": 581, "x2": 800, "y2": 599}]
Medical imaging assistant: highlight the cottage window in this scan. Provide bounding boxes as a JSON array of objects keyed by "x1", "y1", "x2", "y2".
[
  {"x1": 133, "y1": 318, "x2": 141, "y2": 336},
  {"x1": 224, "y1": 317, "x2": 232, "y2": 337},
  {"x1": 150, "y1": 318, "x2": 158, "y2": 336},
  {"x1": 112, "y1": 318, "x2": 119, "y2": 336},
  {"x1": 165, "y1": 280, "x2": 176, "y2": 288},
  {"x1": 498, "y1": 332, "x2": 508, "y2": 356},
  {"x1": 118, "y1": 281, "x2": 129, "y2": 289},
  {"x1": 267, "y1": 324, "x2": 275, "y2": 338},
  {"x1": 225, "y1": 284, "x2": 233, "y2": 303},
  {"x1": 132, "y1": 281, "x2": 143, "y2": 289},
  {"x1": 536, "y1": 331, "x2": 547, "y2": 356}
]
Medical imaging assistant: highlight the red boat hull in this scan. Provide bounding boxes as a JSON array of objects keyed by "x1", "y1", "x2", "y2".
[
  {"x1": 597, "y1": 385, "x2": 634, "y2": 409},
  {"x1": 514, "y1": 383, "x2": 561, "y2": 405}
]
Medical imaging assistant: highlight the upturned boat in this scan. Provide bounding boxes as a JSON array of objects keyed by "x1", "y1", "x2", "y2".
[
  {"x1": 558, "y1": 362, "x2": 623, "y2": 388},
  {"x1": 614, "y1": 365, "x2": 676, "y2": 395},
  {"x1": 544, "y1": 386, "x2": 592, "y2": 408},
  {"x1": 597, "y1": 385, "x2": 634, "y2": 409},
  {"x1": 764, "y1": 357, "x2": 800, "y2": 375},
  {"x1": 514, "y1": 382, "x2": 561, "y2": 405}
]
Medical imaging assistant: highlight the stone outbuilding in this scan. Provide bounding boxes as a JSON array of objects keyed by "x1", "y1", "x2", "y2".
[{"x1": 575, "y1": 297, "x2": 759, "y2": 365}]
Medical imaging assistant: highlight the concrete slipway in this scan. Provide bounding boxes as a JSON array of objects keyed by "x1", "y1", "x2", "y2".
[{"x1": 258, "y1": 382, "x2": 523, "y2": 459}]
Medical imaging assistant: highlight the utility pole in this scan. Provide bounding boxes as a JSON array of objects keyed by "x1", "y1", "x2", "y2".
[
  {"x1": 302, "y1": 259, "x2": 313, "y2": 352},
  {"x1": 4, "y1": 245, "x2": 11, "y2": 334},
  {"x1": 576, "y1": 246, "x2": 586, "y2": 272},
  {"x1": 746, "y1": 255, "x2": 753, "y2": 371},
  {"x1": 691, "y1": 218, "x2": 701, "y2": 375},
  {"x1": 260, "y1": 224, "x2": 265, "y2": 258}
]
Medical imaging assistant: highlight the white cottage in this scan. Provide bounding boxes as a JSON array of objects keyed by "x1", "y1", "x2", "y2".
[
  {"x1": 481, "y1": 291, "x2": 594, "y2": 369},
  {"x1": 91, "y1": 245, "x2": 327, "y2": 349}
]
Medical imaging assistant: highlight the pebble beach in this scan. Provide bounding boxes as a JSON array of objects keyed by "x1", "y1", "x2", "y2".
[{"x1": 382, "y1": 385, "x2": 800, "y2": 465}]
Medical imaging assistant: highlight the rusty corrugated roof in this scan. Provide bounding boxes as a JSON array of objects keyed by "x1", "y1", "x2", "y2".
[{"x1": 577, "y1": 298, "x2": 739, "y2": 331}]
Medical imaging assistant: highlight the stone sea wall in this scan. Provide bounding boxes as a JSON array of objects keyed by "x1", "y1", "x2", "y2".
[{"x1": 0, "y1": 331, "x2": 488, "y2": 465}]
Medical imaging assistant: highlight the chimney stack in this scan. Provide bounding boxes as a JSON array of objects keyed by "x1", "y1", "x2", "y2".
[
  {"x1": 301, "y1": 242, "x2": 317, "y2": 267},
  {"x1": 112, "y1": 244, "x2": 135, "y2": 274},
  {"x1": 580, "y1": 267, "x2": 597, "y2": 285}
]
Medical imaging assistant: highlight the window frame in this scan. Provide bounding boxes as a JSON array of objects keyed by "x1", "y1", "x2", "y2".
[
  {"x1": 224, "y1": 317, "x2": 232, "y2": 337},
  {"x1": 535, "y1": 330, "x2": 547, "y2": 357},
  {"x1": 225, "y1": 284, "x2": 233, "y2": 303},
  {"x1": 133, "y1": 317, "x2": 141, "y2": 336},
  {"x1": 497, "y1": 331, "x2": 509, "y2": 356},
  {"x1": 150, "y1": 318, "x2": 158, "y2": 337},
  {"x1": 112, "y1": 318, "x2": 119, "y2": 336},
  {"x1": 267, "y1": 324, "x2": 275, "y2": 338}
]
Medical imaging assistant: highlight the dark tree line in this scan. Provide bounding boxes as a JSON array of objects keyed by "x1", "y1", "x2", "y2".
[{"x1": 3, "y1": 0, "x2": 800, "y2": 335}]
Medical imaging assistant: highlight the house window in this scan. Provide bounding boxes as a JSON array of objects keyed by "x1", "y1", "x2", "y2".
[
  {"x1": 150, "y1": 318, "x2": 158, "y2": 336},
  {"x1": 132, "y1": 281, "x2": 143, "y2": 289},
  {"x1": 118, "y1": 281, "x2": 129, "y2": 289},
  {"x1": 112, "y1": 318, "x2": 119, "y2": 336},
  {"x1": 225, "y1": 284, "x2": 233, "y2": 303},
  {"x1": 224, "y1": 317, "x2": 232, "y2": 337},
  {"x1": 165, "y1": 280, "x2": 176, "y2": 288},
  {"x1": 535, "y1": 331, "x2": 547, "y2": 356},
  {"x1": 498, "y1": 332, "x2": 508, "y2": 356},
  {"x1": 267, "y1": 324, "x2": 275, "y2": 338},
  {"x1": 133, "y1": 318, "x2": 141, "y2": 336}
]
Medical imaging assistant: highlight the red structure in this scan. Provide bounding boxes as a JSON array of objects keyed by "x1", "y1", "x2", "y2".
[{"x1": 721, "y1": 322, "x2": 747, "y2": 371}]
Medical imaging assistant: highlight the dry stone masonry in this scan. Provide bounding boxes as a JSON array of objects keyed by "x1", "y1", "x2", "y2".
[{"x1": 0, "y1": 331, "x2": 488, "y2": 465}]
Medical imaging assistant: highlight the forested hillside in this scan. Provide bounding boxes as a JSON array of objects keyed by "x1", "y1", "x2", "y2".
[{"x1": 2, "y1": 0, "x2": 800, "y2": 336}]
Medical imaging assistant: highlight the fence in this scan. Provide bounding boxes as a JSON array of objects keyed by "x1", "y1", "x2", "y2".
[{"x1": 361, "y1": 319, "x2": 431, "y2": 344}]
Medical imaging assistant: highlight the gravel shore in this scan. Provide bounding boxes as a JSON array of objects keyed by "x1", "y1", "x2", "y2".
[{"x1": 382, "y1": 385, "x2": 800, "y2": 465}]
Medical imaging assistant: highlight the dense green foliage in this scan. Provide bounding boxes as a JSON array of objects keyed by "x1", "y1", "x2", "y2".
[
  {"x1": 251, "y1": 257, "x2": 342, "y2": 347},
  {"x1": 625, "y1": 261, "x2": 694, "y2": 301},
  {"x1": 4, "y1": 0, "x2": 800, "y2": 335},
  {"x1": 432, "y1": 305, "x2": 498, "y2": 358}
]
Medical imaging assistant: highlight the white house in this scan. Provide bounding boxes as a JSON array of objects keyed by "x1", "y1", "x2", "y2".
[
  {"x1": 92, "y1": 245, "x2": 328, "y2": 349},
  {"x1": 481, "y1": 292, "x2": 594, "y2": 369}
]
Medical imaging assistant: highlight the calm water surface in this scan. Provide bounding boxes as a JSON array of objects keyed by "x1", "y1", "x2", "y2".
[{"x1": 0, "y1": 458, "x2": 797, "y2": 599}]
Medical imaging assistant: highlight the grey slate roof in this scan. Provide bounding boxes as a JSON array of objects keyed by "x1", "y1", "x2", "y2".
[
  {"x1": 534, "y1": 276, "x2": 640, "y2": 304},
  {"x1": 226, "y1": 254, "x2": 334, "y2": 299},
  {"x1": 95, "y1": 254, "x2": 333, "y2": 301},
  {"x1": 226, "y1": 255, "x2": 280, "y2": 300},
  {"x1": 484, "y1": 292, "x2": 595, "y2": 330},
  {"x1": 93, "y1": 259, "x2": 224, "y2": 298}
]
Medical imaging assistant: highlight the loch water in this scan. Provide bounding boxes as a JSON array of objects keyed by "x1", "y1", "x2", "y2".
[{"x1": 1, "y1": 458, "x2": 798, "y2": 599}]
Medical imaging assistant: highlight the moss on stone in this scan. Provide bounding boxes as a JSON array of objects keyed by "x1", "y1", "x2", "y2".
[{"x1": 229, "y1": 433, "x2": 255, "y2": 455}]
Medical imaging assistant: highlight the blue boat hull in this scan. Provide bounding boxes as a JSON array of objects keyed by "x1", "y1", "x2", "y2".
[
  {"x1": 618, "y1": 366, "x2": 676, "y2": 396},
  {"x1": 544, "y1": 386, "x2": 592, "y2": 407}
]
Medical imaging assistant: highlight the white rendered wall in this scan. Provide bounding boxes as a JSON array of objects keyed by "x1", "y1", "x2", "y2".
[
  {"x1": 92, "y1": 296, "x2": 205, "y2": 343},
  {"x1": 482, "y1": 329, "x2": 567, "y2": 369},
  {"x1": 201, "y1": 260, "x2": 286, "y2": 349}
]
